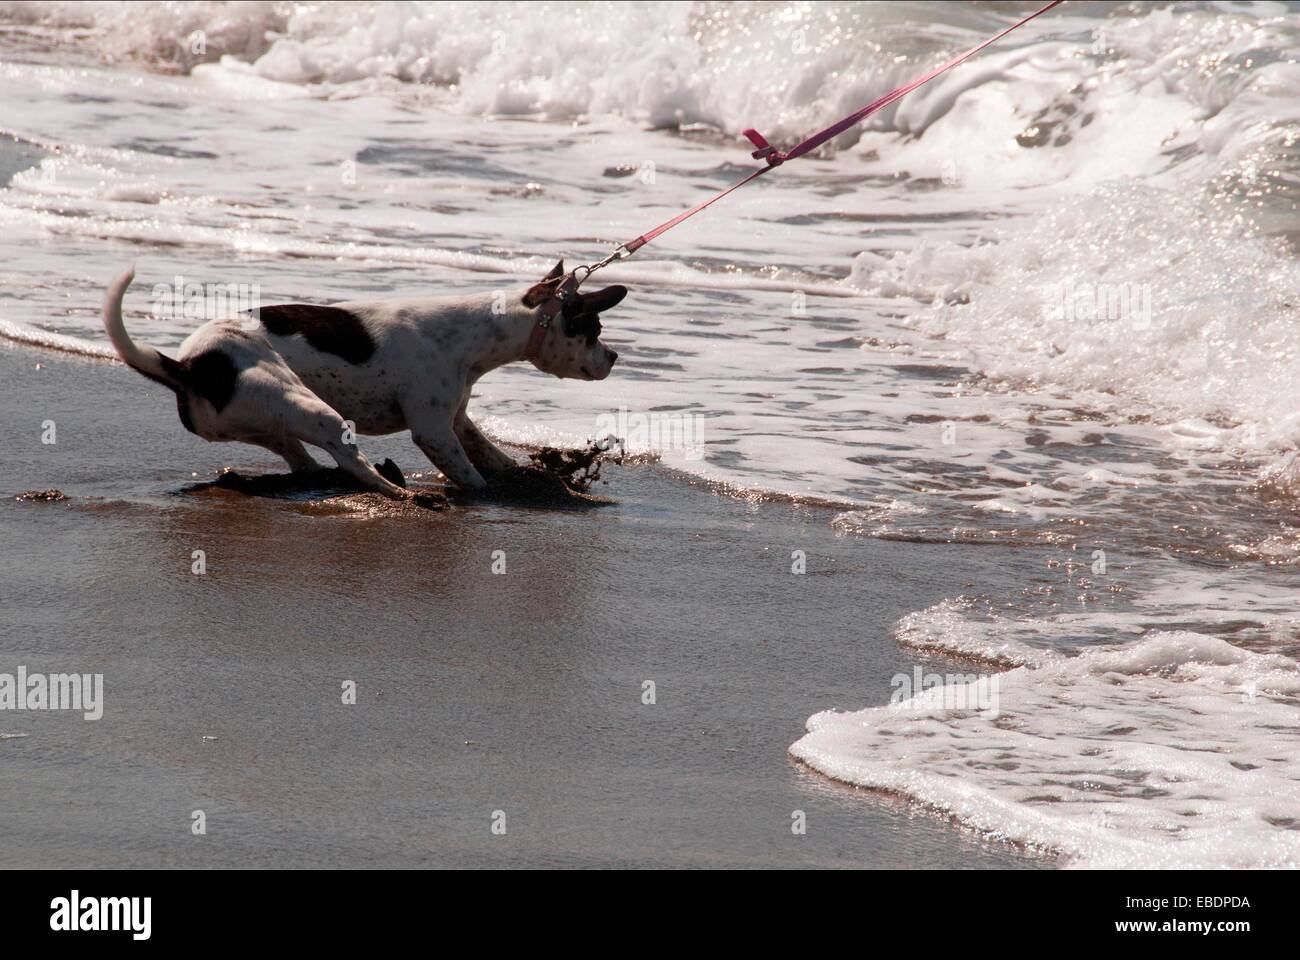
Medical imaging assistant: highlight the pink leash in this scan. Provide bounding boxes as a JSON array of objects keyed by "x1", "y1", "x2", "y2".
[
  {"x1": 528, "y1": 0, "x2": 1065, "y2": 356},
  {"x1": 590, "y1": 0, "x2": 1062, "y2": 272}
]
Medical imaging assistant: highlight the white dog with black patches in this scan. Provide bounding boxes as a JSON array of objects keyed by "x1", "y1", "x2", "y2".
[{"x1": 102, "y1": 262, "x2": 623, "y2": 498}]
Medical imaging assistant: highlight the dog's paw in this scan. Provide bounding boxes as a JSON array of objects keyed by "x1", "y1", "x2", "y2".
[{"x1": 375, "y1": 458, "x2": 407, "y2": 489}]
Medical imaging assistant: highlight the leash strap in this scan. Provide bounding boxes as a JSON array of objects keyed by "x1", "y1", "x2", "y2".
[
  {"x1": 526, "y1": 0, "x2": 1063, "y2": 354},
  {"x1": 621, "y1": 0, "x2": 1063, "y2": 257}
]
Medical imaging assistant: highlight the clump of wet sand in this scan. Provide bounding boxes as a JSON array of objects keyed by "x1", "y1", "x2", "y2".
[
  {"x1": 15, "y1": 489, "x2": 69, "y2": 502},
  {"x1": 529, "y1": 441, "x2": 622, "y2": 492},
  {"x1": 451, "y1": 441, "x2": 620, "y2": 508},
  {"x1": 183, "y1": 443, "x2": 619, "y2": 511},
  {"x1": 187, "y1": 458, "x2": 447, "y2": 510}
]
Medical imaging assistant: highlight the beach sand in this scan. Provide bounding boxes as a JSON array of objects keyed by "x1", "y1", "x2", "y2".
[{"x1": 0, "y1": 346, "x2": 1052, "y2": 868}]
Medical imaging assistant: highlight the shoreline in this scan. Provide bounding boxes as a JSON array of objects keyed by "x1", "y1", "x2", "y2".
[{"x1": 0, "y1": 345, "x2": 1054, "y2": 868}]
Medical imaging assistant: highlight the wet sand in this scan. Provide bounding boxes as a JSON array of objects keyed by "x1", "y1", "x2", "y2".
[{"x1": 0, "y1": 346, "x2": 1053, "y2": 868}]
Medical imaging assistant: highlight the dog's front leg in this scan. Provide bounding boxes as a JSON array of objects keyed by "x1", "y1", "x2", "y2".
[
  {"x1": 454, "y1": 403, "x2": 516, "y2": 478},
  {"x1": 415, "y1": 428, "x2": 486, "y2": 491},
  {"x1": 406, "y1": 403, "x2": 487, "y2": 491}
]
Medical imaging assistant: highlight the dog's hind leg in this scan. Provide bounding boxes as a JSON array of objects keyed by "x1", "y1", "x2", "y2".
[
  {"x1": 272, "y1": 387, "x2": 411, "y2": 500},
  {"x1": 255, "y1": 435, "x2": 318, "y2": 473}
]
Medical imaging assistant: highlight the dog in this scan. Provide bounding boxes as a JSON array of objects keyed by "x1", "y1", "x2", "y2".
[{"x1": 101, "y1": 261, "x2": 623, "y2": 498}]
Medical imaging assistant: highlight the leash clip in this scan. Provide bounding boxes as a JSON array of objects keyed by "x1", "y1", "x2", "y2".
[{"x1": 574, "y1": 244, "x2": 631, "y2": 284}]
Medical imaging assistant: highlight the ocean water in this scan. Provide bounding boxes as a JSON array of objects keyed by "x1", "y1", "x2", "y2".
[{"x1": 1, "y1": 0, "x2": 1298, "y2": 868}]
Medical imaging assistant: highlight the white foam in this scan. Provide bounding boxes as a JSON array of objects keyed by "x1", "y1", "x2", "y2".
[
  {"x1": 1, "y1": 1, "x2": 1065, "y2": 137},
  {"x1": 0, "y1": 318, "x2": 116, "y2": 359},
  {"x1": 841, "y1": 5, "x2": 1300, "y2": 482},
  {"x1": 792, "y1": 628, "x2": 1300, "y2": 868}
]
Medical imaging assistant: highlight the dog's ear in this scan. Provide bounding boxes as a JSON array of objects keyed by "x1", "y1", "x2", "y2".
[
  {"x1": 577, "y1": 284, "x2": 627, "y2": 315},
  {"x1": 521, "y1": 260, "x2": 565, "y2": 308}
]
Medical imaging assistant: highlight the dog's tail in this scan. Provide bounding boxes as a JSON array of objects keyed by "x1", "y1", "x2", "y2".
[{"x1": 103, "y1": 267, "x2": 184, "y2": 390}]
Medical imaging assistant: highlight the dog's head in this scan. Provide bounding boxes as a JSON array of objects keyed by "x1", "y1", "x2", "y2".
[{"x1": 522, "y1": 260, "x2": 623, "y2": 381}]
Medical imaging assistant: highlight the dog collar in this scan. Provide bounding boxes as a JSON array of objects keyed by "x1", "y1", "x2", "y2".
[{"x1": 524, "y1": 274, "x2": 579, "y2": 361}]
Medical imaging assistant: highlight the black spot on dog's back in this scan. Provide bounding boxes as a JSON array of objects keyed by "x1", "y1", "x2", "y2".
[{"x1": 257, "y1": 304, "x2": 376, "y2": 364}]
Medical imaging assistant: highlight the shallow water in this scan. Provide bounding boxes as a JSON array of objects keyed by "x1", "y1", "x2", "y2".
[
  {"x1": 1, "y1": 0, "x2": 1299, "y2": 867},
  {"x1": 0, "y1": 348, "x2": 1053, "y2": 869}
]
